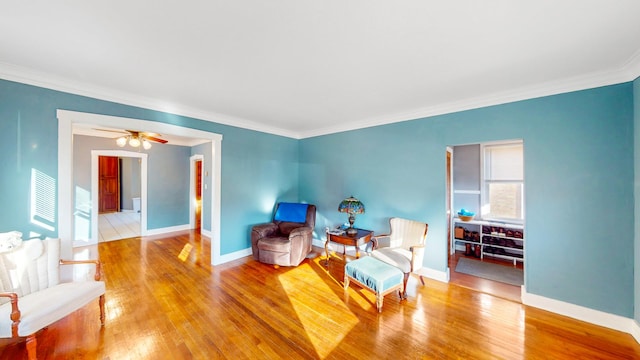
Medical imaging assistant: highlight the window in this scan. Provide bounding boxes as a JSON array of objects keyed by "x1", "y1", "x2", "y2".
[{"x1": 481, "y1": 141, "x2": 524, "y2": 222}]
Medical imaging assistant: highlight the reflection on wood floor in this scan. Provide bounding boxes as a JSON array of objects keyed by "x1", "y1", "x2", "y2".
[
  {"x1": 98, "y1": 211, "x2": 140, "y2": 242},
  {"x1": 0, "y1": 231, "x2": 638, "y2": 359}
]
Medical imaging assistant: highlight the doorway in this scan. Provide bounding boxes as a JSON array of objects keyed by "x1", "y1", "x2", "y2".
[
  {"x1": 59, "y1": 110, "x2": 223, "y2": 264},
  {"x1": 190, "y1": 154, "x2": 204, "y2": 233},
  {"x1": 97, "y1": 155, "x2": 142, "y2": 242},
  {"x1": 447, "y1": 142, "x2": 525, "y2": 302},
  {"x1": 88, "y1": 149, "x2": 148, "y2": 247}
]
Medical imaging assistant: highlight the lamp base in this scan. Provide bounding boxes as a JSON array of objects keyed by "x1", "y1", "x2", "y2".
[{"x1": 346, "y1": 227, "x2": 358, "y2": 236}]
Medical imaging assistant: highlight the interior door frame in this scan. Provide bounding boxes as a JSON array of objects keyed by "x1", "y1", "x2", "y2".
[
  {"x1": 189, "y1": 154, "x2": 204, "y2": 230},
  {"x1": 446, "y1": 146, "x2": 454, "y2": 256},
  {"x1": 91, "y1": 150, "x2": 147, "y2": 246},
  {"x1": 57, "y1": 110, "x2": 223, "y2": 264}
]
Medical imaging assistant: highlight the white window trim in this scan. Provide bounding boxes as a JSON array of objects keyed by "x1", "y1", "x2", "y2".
[{"x1": 480, "y1": 140, "x2": 524, "y2": 224}]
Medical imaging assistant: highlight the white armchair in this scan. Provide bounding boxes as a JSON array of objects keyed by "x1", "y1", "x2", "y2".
[
  {"x1": 371, "y1": 217, "x2": 429, "y2": 298},
  {"x1": 0, "y1": 237, "x2": 105, "y2": 360}
]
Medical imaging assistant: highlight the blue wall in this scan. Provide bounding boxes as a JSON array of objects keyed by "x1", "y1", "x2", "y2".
[
  {"x1": 300, "y1": 83, "x2": 635, "y2": 317},
  {"x1": 146, "y1": 142, "x2": 192, "y2": 229},
  {"x1": 0, "y1": 79, "x2": 299, "y2": 254},
  {"x1": 218, "y1": 126, "x2": 299, "y2": 254},
  {"x1": 634, "y1": 76, "x2": 640, "y2": 323},
  {"x1": 0, "y1": 77, "x2": 636, "y2": 318}
]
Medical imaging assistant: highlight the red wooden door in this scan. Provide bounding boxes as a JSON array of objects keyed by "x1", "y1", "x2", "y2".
[
  {"x1": 446, "y1": 150, "x2": 452, "y2": 255},
  {"x1": 195, "y1": 160, "x2": 202, "y2": 231},
  {"x1": 99, "y1": 156, "x2": 119, "y2": 213}
]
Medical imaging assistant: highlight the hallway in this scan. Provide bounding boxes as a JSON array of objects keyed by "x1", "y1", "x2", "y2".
[{"x1": 98, "y1": 211, "x2": 140, "y2": 242}]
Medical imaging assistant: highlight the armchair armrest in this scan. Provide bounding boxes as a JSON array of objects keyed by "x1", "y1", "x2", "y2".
[
  {"x1": 0, "y1": 292, "x2": 21, "y2": 337},
  {"x1": 371, "y1": 234, "x2": 390, "y2": 250},
  {"x1": 409, "y1": 244, "x2": 425, "y2": 252},
  {"x1": 289, "y1": 226, "x2": 312, "y2": 238},
  {"x1": 409, "y1": 244, "x2": 426, "y2": 272},
  {"x1": 251, "y1": 223, "x2": 278, "y2": 240},
  {"x1": 59, "y1": 259, "x2": 103, "y2": 281}
]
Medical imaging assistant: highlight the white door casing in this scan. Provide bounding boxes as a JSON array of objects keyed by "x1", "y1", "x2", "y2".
[{"x1": 57, "y1": 110, "x2": 222, "y2": 264}]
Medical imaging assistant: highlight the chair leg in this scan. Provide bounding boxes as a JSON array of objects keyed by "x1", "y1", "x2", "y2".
[
  {"x1": 99, "y1": 294, "x2": 105, "y2": 326},
  {"x1": 401, "y1": 273, "x2": 409, "y2": 299},
  {"x1": 26, "y1": 334, "x2": 37, "y2": 360},
  {"x1": 419, "y1": 275, "x2": 425, "y2": 286}
]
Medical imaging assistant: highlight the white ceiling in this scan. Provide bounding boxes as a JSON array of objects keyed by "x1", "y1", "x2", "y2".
[{"x1": 1, "y1": 1, "x2": 639, "y2": 139}]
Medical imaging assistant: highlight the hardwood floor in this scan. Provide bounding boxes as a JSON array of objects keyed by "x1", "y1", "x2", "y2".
[
  {"x1": 449, "y1": 251, "x2": 523, "y2": 303},
  {"x1": 1, "y1": 231, "x2": 639, "y2": 359}
]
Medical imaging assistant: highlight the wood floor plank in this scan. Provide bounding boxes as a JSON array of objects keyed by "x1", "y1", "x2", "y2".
[{"x1": 0, "y1": 231, "x2": 638, "y2": 359}]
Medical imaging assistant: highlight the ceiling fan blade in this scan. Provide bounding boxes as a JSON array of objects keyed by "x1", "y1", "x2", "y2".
[
  {"x1": 144, "y1": 135, "x2": 168, "y2": 144},
  {"x1": 92, "y1": 128, "x2": 129, "y2": 135}
]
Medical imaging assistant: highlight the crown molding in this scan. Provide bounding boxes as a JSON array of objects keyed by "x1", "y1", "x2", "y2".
[
  {"x1": 2, "y1": 55, "x2": 639, "y2": 141},
  {"x1": 0, "y1": 62, "x2": 299, "y2": 139},
  {"x1": 621, "y1": 48, "x2": 640, "y2": 82},
  {"x1": 300, "y1": 57, "x2": 640, "y2": 139}
]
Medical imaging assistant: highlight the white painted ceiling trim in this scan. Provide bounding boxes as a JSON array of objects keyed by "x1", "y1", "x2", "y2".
[
  {"x1": 2, "y1": 56, "x2": 640, "y2": 140},
  {"x1": 0, "y1": 62, "x2": 298, "y2": 139},
  {"x1": 3, "y1": 2, "x2": 640, "y2": 139},
  {"x1": 303, "y1": 57, "x2": 640, "y2": 139}
]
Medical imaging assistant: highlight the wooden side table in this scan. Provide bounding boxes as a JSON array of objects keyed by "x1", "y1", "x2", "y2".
[{"x1": 325, "y1": 228, "x2": 373, "y2": 266}]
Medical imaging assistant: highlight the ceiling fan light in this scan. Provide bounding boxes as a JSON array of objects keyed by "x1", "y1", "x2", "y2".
[
  {"x1": 129, "y1": 137, "x2": 141, "y2": 147},
  {"x1": 142, "y1": 139, "x2": 152, "y2": 150},
  {"x1": 116, "y1": 136, "x2": 127, "y2": 147}
]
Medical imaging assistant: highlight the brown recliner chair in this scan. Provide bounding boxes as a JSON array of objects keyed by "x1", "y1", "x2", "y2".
[{"x1": 251, "y1": 203, "x2": 316, "y2": 266}]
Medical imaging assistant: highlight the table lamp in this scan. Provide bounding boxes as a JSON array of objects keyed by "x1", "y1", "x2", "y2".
[{"x1": 338, "y1": 196, "x2": 365, "y2": 236}]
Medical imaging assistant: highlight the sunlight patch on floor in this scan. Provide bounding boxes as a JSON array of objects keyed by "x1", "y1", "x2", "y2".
[
  {"x1": 178, "y1": 243, "x2": 193, "y2": 261},
  {"x1": 343, "y1": 286, "x2": 378, "y2": 312},
  {"x1": 279, "y1": 263, "x2": 359, "y2": 359}
]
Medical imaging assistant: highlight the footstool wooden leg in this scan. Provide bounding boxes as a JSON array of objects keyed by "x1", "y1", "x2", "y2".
[{"x1": 376, "y1": 292, "x2": 383, "y2": 313}]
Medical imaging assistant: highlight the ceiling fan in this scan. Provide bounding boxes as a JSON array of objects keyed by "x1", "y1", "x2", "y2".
[{"x1": 93, "y1": 128, "x2": 168, "y2": 149}]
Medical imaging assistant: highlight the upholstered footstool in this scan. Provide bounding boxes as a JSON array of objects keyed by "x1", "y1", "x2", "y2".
[{"x1": 344, "y1": 256, "x2": 404, "y2": 312}]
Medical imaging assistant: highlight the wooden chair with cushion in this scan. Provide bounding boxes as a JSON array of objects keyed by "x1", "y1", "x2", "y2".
[
  {"x1": 251, "y1": 203, "x2": 316, "y2": 266},
  {"x1": 370, "y1": 217, "x2": 428, "y2": 298},
  {"x1": 0, "y1": 237, "x2": 105, "y2": 360}
]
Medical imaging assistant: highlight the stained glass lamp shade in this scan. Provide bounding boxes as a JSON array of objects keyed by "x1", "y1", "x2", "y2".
[{"x1": 338, "y1": 196, "x2": 365, "y2": 236}]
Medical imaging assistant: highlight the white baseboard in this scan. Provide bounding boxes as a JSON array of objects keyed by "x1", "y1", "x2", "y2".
[
  {"x1": 521, "y1": 286, "x2": 636, "y2": 336},
  {"x1": 415, "y1": 267, "x2": 450, "y2": 283},
  {"x1": 312, "y1": 239, "x2": 369, "y2": 255},
  {"x1": 143, "y1": 224, "x2": 191, "y2": 236},
  {"x1": 217, "y1": 247, "x2": 253, "y2": 264},
  {"x1": 312, "y1": 238, "x2": 325, "y2": 249},
  {"x1": 200, "y1": 228, "x2": 212, "y2": 239},
  {"x1": 631, "y1": 320, "x2": 640, "y2": 344}
]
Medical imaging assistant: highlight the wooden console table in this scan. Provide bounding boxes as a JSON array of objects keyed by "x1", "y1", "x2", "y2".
[{"x1": 324, "y1": 228, "x2": 373, "y2": 265}]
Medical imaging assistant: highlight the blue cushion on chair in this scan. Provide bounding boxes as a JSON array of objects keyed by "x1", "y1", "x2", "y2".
[{"x1": 274, "y1": 203, "x2": 309, "y2": 223}]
